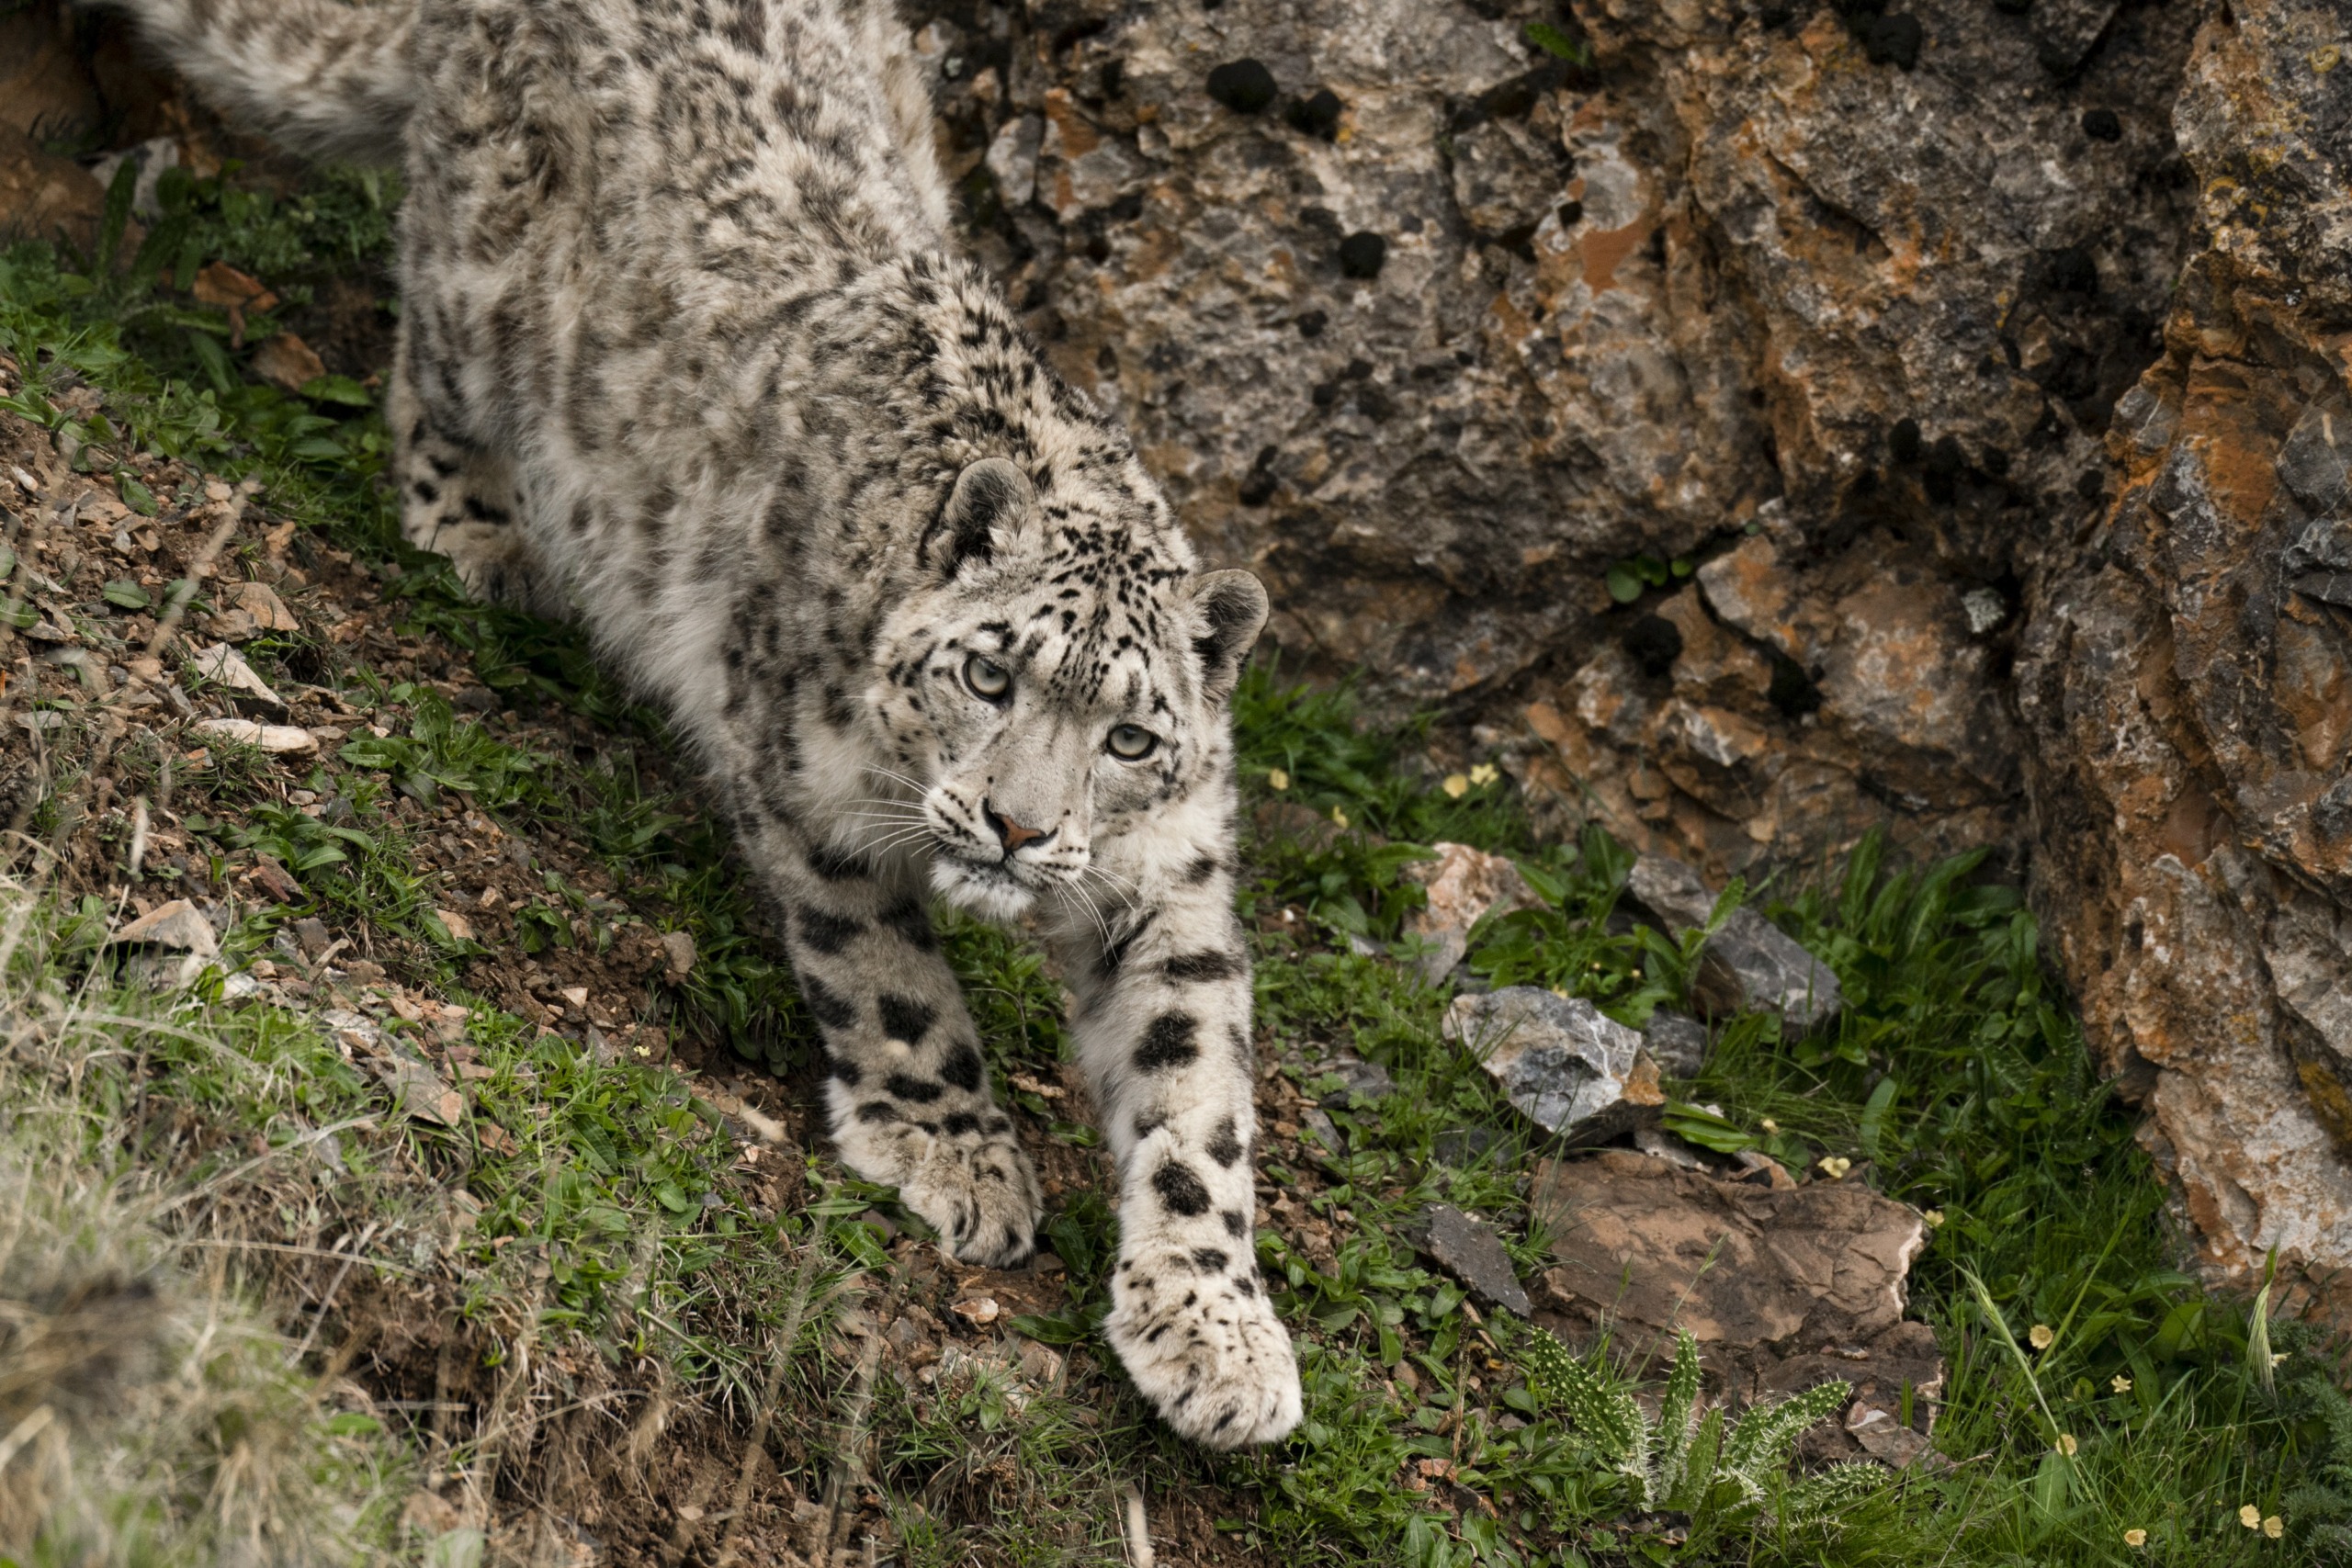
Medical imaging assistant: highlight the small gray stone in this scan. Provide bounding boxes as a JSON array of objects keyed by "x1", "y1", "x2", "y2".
[
  {"x1": 1431, "y1": 1125, "x2": 1505, "y2": 1169},
  {"x1": 1624, "y1": 854, "x2": 1843, "y2": 1033},
  {"x1": 1418, "y1": 1202, "x2": 1532, "y2": 1317},
  {"x1": 1634, "y1": 1126, "x2": 1712, "y2": 1172},
  {"x1": 1443, "y1": 987, "x2": 1657, "y2": 1144},
  {"x1": 1642, "y1": 1010, "x2": 1711, "y2": 1077},
  {"x1": 1315, "y1": 1055, "x2": 1395, "y2": 1109}
]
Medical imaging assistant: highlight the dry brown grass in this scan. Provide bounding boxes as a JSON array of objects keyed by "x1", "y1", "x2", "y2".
[{"x1": 0, "y1": 885, "x2": 414, "y2": 1564}]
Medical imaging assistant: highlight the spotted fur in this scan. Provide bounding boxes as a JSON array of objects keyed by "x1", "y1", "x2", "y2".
[{"x1": 110, "y1": 0, "x2": 1300, "y2": 1449}]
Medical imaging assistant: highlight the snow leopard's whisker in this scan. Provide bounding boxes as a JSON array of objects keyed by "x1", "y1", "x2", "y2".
[
  {"x1": 859, "y1": 824, "x2": 938, "y2": 855},
  {"x1": 840, "y1": 809, "x2": 931, "y2": 827},
  {"x1": 1056, "y1": 880, "x2": 1114, "y2": 949},
  {"x1": 1076, "y1": 868, "x2": 1141, "y2": 927},
  {"x1": 1080, "y1": 863, "x2": 1143, "y2": 903},
  {"x1": 862, "y1": 764, "x2": 931, "y2": 796},
  {"x1": 1085, "y1": 863, "x2": 1140, "y2": 894}
]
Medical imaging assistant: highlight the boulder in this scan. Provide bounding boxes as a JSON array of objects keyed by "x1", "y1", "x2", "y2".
[
  {"x1": 1624, "y1": 852, "x2": 1843, "y2": 1032},
  {"x1": 1443, "y1": 986, "x2": 1662, "y2": 1142},
  {"x1": 911, "y1": 0, "x2": 2194, "y2": 881},
  {"x1": 1640, "y1": 1010, "x2": 1711, "y2": 1077},
  {"x1": 1310, "y1": 1055, "x2": 1394, "y2": 1109},
  {"x1": 0, "y1": 124, "x2": 107, "y2": 251}
]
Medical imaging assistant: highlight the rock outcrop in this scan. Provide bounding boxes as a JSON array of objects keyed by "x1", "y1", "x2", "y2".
[
  {"x1": 2018, "y1": 0, "x2": 2352, "y2": 1318},
  {"x1": 915, "y1": 0, "x2": 2196, "y2": 879}
]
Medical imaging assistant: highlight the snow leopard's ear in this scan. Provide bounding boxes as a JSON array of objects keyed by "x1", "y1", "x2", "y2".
[
  {"x1": 1187, "y1": 570, "x2": 1269, "y2": 705},
  {"x1": 923, "y1": 457, "x2": 1037, "y2": 579}
]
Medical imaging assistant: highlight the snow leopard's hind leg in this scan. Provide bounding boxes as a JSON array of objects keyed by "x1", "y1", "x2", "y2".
[{"x1": 387, "y1": 325, "x2": 553, "y2": 615}]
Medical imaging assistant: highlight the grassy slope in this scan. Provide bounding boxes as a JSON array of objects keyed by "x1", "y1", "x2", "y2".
[{"x1": 1, "y1": 163, "x2": 2348, "y2": 1566}]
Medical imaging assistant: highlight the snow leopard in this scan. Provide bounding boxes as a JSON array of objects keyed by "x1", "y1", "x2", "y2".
[{"x1": 107, "y1": 0, "x2": 1300, "y2": 1447}]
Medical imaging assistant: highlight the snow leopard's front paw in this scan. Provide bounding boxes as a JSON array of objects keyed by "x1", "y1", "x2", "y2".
[
  {"x1": 832, "y1": 1104, "x2": 1042, "y2": 1268},
  {"x1": 1105, "y1": 1240, "x2": 1303, "y2": 1449}
]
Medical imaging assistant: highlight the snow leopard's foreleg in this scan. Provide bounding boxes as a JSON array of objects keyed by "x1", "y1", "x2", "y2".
[
  {"x1": 1055, "y1": 854, "x2": 1304, "y2": 1449},
  {"x1": 733, "y1": 805, "x2": 1043, "y2": 1267}
]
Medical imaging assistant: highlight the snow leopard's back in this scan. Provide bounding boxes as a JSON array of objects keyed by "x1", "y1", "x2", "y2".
[{"x1": 397, "y1": 0, "x2": 955, "y2": 453}]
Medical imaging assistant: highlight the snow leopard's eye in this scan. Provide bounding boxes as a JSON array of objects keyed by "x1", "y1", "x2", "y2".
[
  {"x1": 1106, "y1": 724, "x2": 1159, "y2": 761},
  {"x1": 963, "y1": 653, "x2": 1011, "y2": 702}
]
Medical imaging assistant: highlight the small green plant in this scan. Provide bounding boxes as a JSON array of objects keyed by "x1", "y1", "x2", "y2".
[
  {"x1": 1464, "y1": 824, "x2": 1745, "y2": 1028},
  {"x1": 2286, "y1": 1370, "x2": 2352, "y2": 1558},
  {"x1": 1604, "y1": 551, "x2": 1694, "y2": 604},
  {"x1": 1519, "y1": 1325, "x2": 1870, "y2": 1528},
  {"x1": 1523, "y1": 20, "x2": 1591, "y2": 65}
]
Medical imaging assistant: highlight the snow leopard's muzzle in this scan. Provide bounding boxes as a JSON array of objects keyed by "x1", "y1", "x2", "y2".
[{"x1": 922, "y1": 725, "x2": 1096, "y2": 919}]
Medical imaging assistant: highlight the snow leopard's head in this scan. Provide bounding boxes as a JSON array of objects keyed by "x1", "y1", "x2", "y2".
[{"x1": 867, "y1": 457, "x2": 1267, "y2": 920}]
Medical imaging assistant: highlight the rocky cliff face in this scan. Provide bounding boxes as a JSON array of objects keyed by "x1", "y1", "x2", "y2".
[
  {"x1": 2018, "y1": 0, "x2": 2352, "y2": 1316},
  {"x1": 914, "y1": 0, "x2": 2199, "y2": 879}
]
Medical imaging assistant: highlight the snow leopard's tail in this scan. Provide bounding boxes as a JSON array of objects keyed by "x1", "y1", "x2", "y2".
[{"x1": 96, "y1": 0, "x2": 416, "y2": 164}]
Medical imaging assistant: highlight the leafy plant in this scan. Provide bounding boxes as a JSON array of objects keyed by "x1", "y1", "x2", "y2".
[
  {"x1": 1604, "y1": 551, "x2": 1693, "y2": 604},
  {"x1": 1518, "y1": 1325, "x2": 1864, "y2": 1528},
  {"x1": 1523, "y1": 20, "x2": 1591, "y2": 64},
  {"x1": 2287, "y1": 1369, "x2": 2352, "y2": 1558},
  {"x1": 1464, "y1": 823, "x2": 1744, "y2": 1029}
]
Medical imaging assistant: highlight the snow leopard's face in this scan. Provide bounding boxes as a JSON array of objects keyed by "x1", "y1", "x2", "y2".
[{"x1": 867, "y1": 460, "x2": 1267, "y2": 919}]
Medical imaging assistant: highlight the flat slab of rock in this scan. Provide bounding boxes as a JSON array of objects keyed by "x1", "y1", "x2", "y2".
[
  {"x1": 1529, "y1": 1150, "x2": 1943, "y2": 1450},
  {"x1": 1624, "y1": 853, "x2": 1842, "y2": 1032},
  {"x1": 107, "y1": 898, "x2": 219, "y2": 956},
  {"x1": 1413, "y1": 1203, "x2": 1531, "y2": 1316},
  {"x1": 1408, "y1": 841, "x2": 1544, "y2": 983},
  {"x1": 187, "y1": 642, "x2": 285, "y2": 707},
  {"x1": 1443, "y1": 987, "x2": 1662, "y2": 1144},
  {"x1": 1533, "y1": 1148, "x2": 1925, "y2": 1344},
  {"x1": 193, "y1": 716, "x2": 316, "y2": 755}
]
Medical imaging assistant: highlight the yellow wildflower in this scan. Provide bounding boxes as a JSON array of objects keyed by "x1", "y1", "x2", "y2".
[
  {"x1": 1330, "y1": 805, "x2": 1350, "y2": 829},
  {"x1": 1442, "y1": 773, "x2": 1470, "y2": 798},
  {"x1": 1268, "y1": 768, "x2": 1290, "y2": 791},
  {"x1": 2266, "y1": 1517, "x2": 2284, "y2": 1540},
  {"x1": 2111, "y1": 1374, "x2": 2132, "y2": 1393},
  {"x1": 2029, "y1": 1324, "x2": 2054, "y2": 1350},
  {"x1": 1760, "y1": 1118, "x2": 1779, "y2": 1134},
  {"x1": 2123, "y1": 1529, "x2": 2146, "y2": 1548},
  {"x1": 1469, "y1": 762, "x2": 1500, "y2": 785},
  {"x1": 2242, "y1": 1506, "x2": 2263, "y2": 1529},
  {"x1": 1817, "y1": 1156, "x2": 1851, "y2": 1179},
  {"x1": 2055, "y1": 1433, "x2": 2077, "y2": 1456},
  {"x1": 1922, "y1": 1209, "x2": 1946, "y2": 1228}
]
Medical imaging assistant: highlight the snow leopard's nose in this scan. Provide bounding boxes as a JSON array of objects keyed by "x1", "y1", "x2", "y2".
[{"x1": 984, "y1": 801, "x2": 1050, "y2": 852}]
